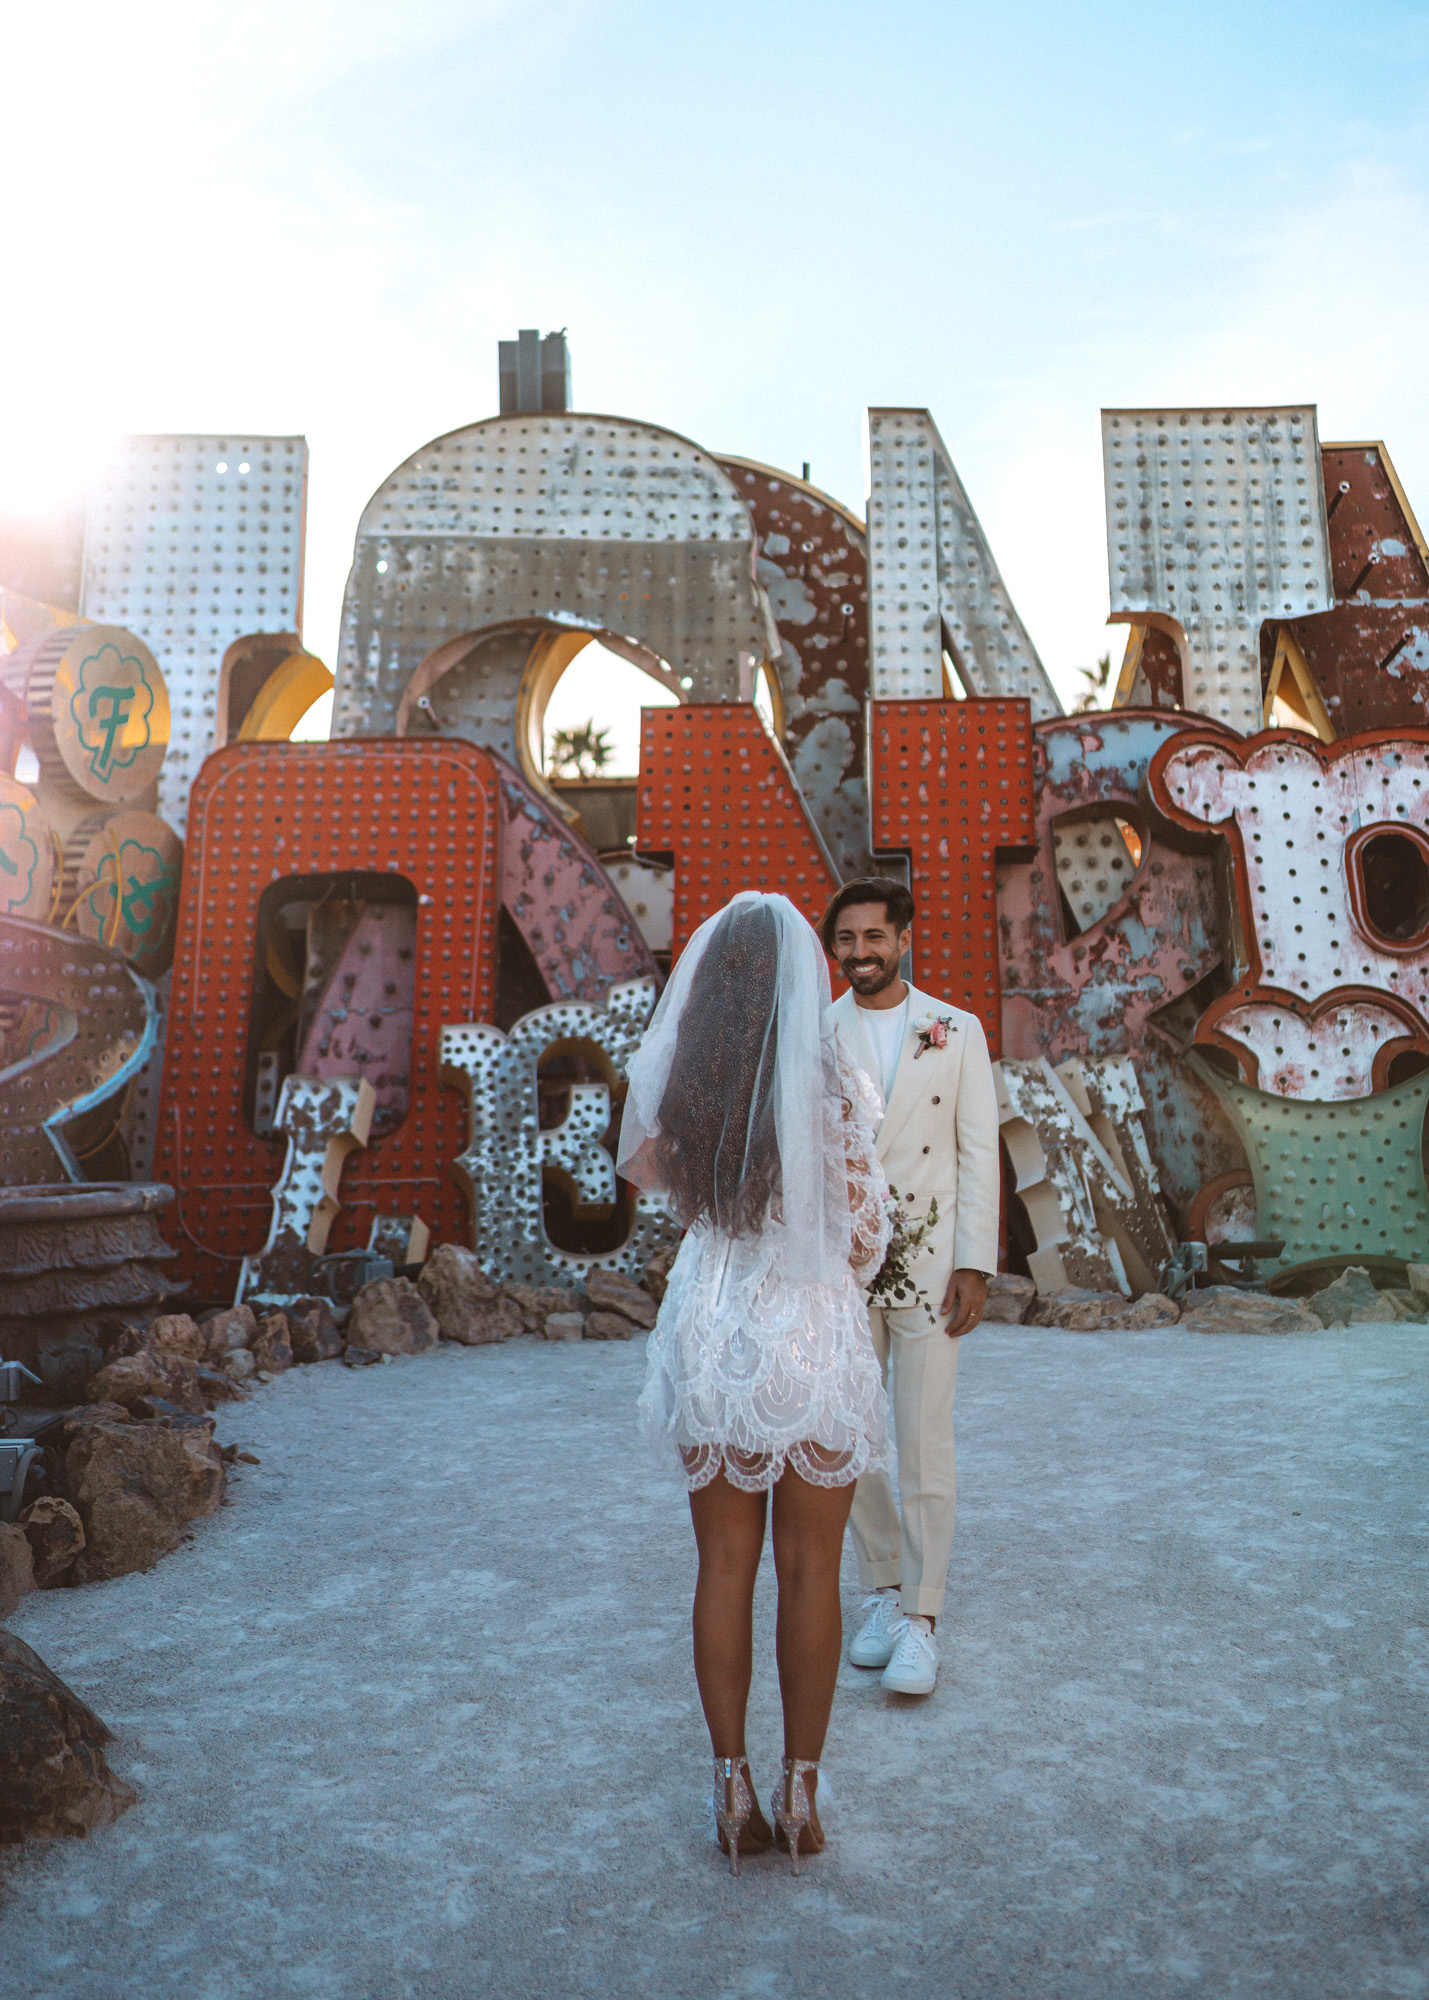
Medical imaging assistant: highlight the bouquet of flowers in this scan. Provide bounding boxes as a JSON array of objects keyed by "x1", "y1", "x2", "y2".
[{"x1": 867, "y1": 1188, "x2": 941, "y2": 1323}]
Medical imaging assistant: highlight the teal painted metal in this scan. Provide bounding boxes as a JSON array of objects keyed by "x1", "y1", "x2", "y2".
[{"x1": 1188, "y1": 1053, "x2": 1429, "y2": 1276}]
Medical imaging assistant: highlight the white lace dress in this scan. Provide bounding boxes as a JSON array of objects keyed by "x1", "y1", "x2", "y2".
[{"x1": 638, "y1": 1059, "x2": 893, "y2": 1492}]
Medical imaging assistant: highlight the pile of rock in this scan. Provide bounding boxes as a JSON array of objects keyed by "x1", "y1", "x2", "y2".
[
  {"x1": 984, "y1": 1261, "x2": 1429, "y2": 1334},
  {"x1": 339, "y1": 1247, "x2": 666, "y2": 1355},
  {"x1": 0, "y1": 1402, "x2": 226, "y2": 1610}
]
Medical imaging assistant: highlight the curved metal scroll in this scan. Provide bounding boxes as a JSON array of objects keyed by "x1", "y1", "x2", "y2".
[{"x1": 0, "y1": 915, "x2": 157, "y2": 1184}]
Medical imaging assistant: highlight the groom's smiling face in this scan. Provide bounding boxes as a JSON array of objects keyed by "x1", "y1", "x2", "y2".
[{"x1": 832, "y1": 902, "x2": 911, "y2": 999}]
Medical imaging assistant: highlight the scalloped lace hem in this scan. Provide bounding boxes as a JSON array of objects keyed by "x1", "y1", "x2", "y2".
[{"x1": 679, "y1": 1436, "x2": 882, "y2": 1494}]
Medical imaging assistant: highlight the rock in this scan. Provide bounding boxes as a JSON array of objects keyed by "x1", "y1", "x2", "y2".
[
  {"x1": 0, "y1": 1523, "x2": 37, "y2": 1619},
  {"x1": 544, "y1": 1313, "x2": 585, "y2": 1342},
  {"x1": 222, "y1": 1348, "x2": 256, "y2": 1382},
  {"x1": 1385, "y1": 1290, "x2": 1427, "y2": 1322},
  {"x1": 1179, "y1": 1287, "x2": 1324, "y2": 1336},
  {"x1": 1028, "y1": 1289, "x2": 1128, "y2": 1330},
  {"x1": 85, "y1": 1350, "x2": 206, "y2": 1416},
  {"x1": 1308, "y1": 1266, "x2": 1399, "y2": 1327},
  {"x1": 419, "y1": 1246, "x2": 523, "y2": 1343},
  {"x1": 1110, "y1": 1292, "x2": 1181, "y2": 1329},
  {"x1": 63, "y1": 1403, "x2": 132, "y2": 1435},
  {"x1": 199, "y1": 1304, "x2": 258, "y2": 1362},
  {"x1": 285, "y1": 1295, "x2": 343, "y2": 1363},
  {"x1": 341, "y1": 1346, "x2": 384, "y2": 1367},
  {"x1": 251, "y1": 1311, "x2": 294, "y2": 1374},
  {"x1": 85, "y1": 1349, "x2": 168, "y2": 1406},
  {"x1": 66, "y1": 1419, "x2": 225, "y2": 1582},
  {"x1": 196, "y1": 1363, "x2": 247, "y2": 1405},
  {"x1": 1407, "y1": 1263, "x2": 1429, "y2": 1303},
  {"x1": 0, "y1": 1628, "x2": 137, "y2": 1841},
  {"x1": 144, "y1": 1313, "x2": 203, "y2": 1361},
  {"x1": 18, "y1": 1497, "x2": 84, "y2": 1587},
  {"x1": 583, "y1": 1310, "x2": 636, "y2": 1342},
  {"x1": 504, "y1": 1282, "x2": 582, "y2": 1335},
  {"x1": 347, "y1": 1277, "x2": 440, "y2": 1356},
  {"x1": 585, "y1": 1268, "x2": 659, "y2": 1329},
  {"x1": 983, "y1": 1274, "x2": 1035, "y2": 1324},
  {"x1": 641, "y1": 1243, "x2": 680, "y2": 1305}
]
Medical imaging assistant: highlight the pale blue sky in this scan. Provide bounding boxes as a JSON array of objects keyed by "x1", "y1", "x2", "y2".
[{"x1": 5, "y1": 1, "x2": 1427, "y2": 709}]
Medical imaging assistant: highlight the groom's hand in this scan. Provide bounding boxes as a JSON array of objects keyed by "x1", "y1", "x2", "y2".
[{"x1": 941, "y1": 1269, "x2": 988, "y2": 1338}]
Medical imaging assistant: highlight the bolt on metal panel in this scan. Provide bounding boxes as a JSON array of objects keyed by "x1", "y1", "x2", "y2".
[
  {"x1": 1150, "y1": 727, "x2": 1429, "y2": 1034},
  {"x1": 1277, "y1": 442, "x2": 1429, "y2": 736},
  {"x1": 997, "y1": 711, "x2": 1247, "y2": 1222},
  {"x1": 0, "y1": 917, "x2": 157, "y2": 1183},
  {"x1": 1189, "y1": 1051, "x2": 1429, "y2": 1278},
  {"x1": 441, "y1": 980, "x2": 680, "y2": 1286},
  {"x1": 332, "y1": 415, "x2": 775, "y2": 740},
  {"x1": 238, "y1": 1075, "x2": 376, "y2": 1303},
  {"x1": 868, "y1": 699, "x2": 1036, "y2": 1056},
  {"x1": 1102, "y1": 407, "x2": 1332, "y2": 734},
  {"x1": 80, "y1": 435, "x2": 308, "y2": 834},
  {"x1": 635, "y1": 702, "x2": 838, "y2": 959},
  {"x1": 717, "y1": 458, "x2": 874, "y2": 877},
  {"x1": 1209, "y1": 996, "x2": 1428, "y2": 1100},
  {"x1": 865, "y1": 410, "x2": 1061, "y2": 716},
  {"x1": 152, "y1": 739, "x2": 498, "y2": 1301},
  {"x1": 496, "y1": 763, "x2": 658, "y2": 1001}
]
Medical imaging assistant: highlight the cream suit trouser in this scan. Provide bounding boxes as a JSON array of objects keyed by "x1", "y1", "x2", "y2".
[{"x1": 849, "y1": 1303, "x2": 960, "y2": 1619}]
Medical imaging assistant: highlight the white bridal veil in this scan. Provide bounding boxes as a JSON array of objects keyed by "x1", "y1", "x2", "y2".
[{"x1": 618, "y1": 892, "x2": 852, "y2": 1285}]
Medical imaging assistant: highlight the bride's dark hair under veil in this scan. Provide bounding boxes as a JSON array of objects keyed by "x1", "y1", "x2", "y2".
[
  {"x1": 619, "y1": 891, "x2": 854, "y2": 1286},
  {"x1": 653, "y1": 898, "x2": 781, "y2": 1237}
]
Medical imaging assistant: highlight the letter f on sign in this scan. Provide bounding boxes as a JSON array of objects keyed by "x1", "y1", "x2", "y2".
[{"x1": 88, "y1": 685, "x2": 134, "y2": 774}]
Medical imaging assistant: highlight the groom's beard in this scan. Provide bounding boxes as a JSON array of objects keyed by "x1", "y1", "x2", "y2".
[{"x1": 838, "y1": 947, "x2": 902, "y2": 998}]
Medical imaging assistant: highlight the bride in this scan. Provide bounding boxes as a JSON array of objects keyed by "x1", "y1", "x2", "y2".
[{"x1": 618, "y1": 892, "x2": 892, "y2": 1875}]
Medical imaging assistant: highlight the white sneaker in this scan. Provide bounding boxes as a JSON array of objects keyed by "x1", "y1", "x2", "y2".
[
  {"x1": 848, "y1": 1591, "x2": 903, "y2": 1668},
  {"x1": 881, "y1": 1616, "x2": 938, "y2": 1695}
]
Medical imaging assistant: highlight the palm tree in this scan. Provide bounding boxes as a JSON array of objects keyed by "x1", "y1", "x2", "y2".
[
  {"x1": 546, "y1": 719, "x2": 615, "y2": 779},
  {"x1": 1072, "y1": 653, "x2": 1113, "y2": 713}
]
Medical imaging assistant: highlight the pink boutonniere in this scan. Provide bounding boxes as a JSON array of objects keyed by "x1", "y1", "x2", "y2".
[{"x1": 913, "y1": 1013, "x2": 956, "y2": 1059}]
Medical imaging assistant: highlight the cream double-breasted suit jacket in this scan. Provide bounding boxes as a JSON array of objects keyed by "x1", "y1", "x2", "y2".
[
  {"x1": 830, "y1": 983, "x2": 1001, "y2": 1617},
  {"x1": 828, "y1": 985, "x2": 1001, "y2": 1312}
]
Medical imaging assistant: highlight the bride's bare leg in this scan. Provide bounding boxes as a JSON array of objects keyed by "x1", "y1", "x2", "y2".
[
  {"x1": 769, "y1": 1467, "x2": 856, "y2": 1840},
  {"x1": 687, "y1": 1470, "x2": 769, "y2": 1762}
]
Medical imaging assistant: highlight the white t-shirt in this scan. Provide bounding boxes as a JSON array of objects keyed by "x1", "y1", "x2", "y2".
[{"x1": 858, "y1": 996, "x2": 909, "y2": 1107}]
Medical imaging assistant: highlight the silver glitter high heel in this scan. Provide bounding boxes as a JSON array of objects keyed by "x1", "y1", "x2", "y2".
[
  {"x1": 713, "y1": 1755, "x2": 762, "y2": 1876},
  {"x1": 770, "y1": 1757, "x2": 822, "y2": 1875}
]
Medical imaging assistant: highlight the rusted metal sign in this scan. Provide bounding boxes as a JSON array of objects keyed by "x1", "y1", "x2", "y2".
[
  {"x1": 866, "y1": 410, "x2": 1061, "y2": 716},
  {"x1": 869, "y1": 699, "x2": 1036, "y2": 1055},
  {"x1": 332, "y1": 415, "x2": 776, "y2": 739},
  {"x1": 1273, "y1": 441, "x2": 1429, "y2": 736},
  {"x1": 0, "y1": 918, "x2": 157, "y2": 1183},
  {"x1": 718, "y1": 458, "x2": 873, "y2": 878},
  {"x1": 636, "y1": 702, "x2": 839, "y2": 957},
  {"x1": 1102, "y1": 407, "x2": 1333, "y2": 734},
  {"x1": 238, "y1": 1075, "x2": 377, "y2": 1302},
  {"x1": 998, "y1": 710, "x2": 1246, "y2": 1220},
  {"x1": 80, "y1": 436, "x2": 308, "y2": 836},
  {"x1": 1149, "y1": 727, "x2": 1429, "y2": 1067},
  {"x1": 441, "y1": 981, "x2": 679, "y2": 1286},
  {"x1": 153, "y1": 739, "x2": 499, "y2": 1299}
]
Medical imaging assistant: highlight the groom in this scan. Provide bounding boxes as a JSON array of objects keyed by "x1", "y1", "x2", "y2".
[{"x1": 823, "y1": 877, "x2": 1000, "y2": 1696}]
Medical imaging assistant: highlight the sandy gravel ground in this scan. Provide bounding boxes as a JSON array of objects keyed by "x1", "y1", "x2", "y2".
[{"x1": 2, "y1": 1319, "x2": 1426, "y2": 2000}]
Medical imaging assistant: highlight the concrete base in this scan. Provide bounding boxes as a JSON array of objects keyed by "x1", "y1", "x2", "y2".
[{"x1": 3, "y1": 1322, "x2": 1426, "y2": 1998}]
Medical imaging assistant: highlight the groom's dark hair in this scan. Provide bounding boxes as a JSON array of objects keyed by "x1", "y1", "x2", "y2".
[{"x1": 818, "y1": 877, "x2": 915, "y2": 954}]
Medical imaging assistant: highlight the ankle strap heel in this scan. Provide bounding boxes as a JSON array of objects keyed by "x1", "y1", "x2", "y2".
[{"x1": 770, "y1": 1757, "x2": 819, "y2": 1876}]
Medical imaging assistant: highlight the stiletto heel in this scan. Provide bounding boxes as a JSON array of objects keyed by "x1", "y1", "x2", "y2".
[
  {"x1": 713, "y1": 1756, "x2": 760, "y2": 1876},
  {"x1": 770, "y1": 1757, "x2": 822, "y2": 1875}
]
